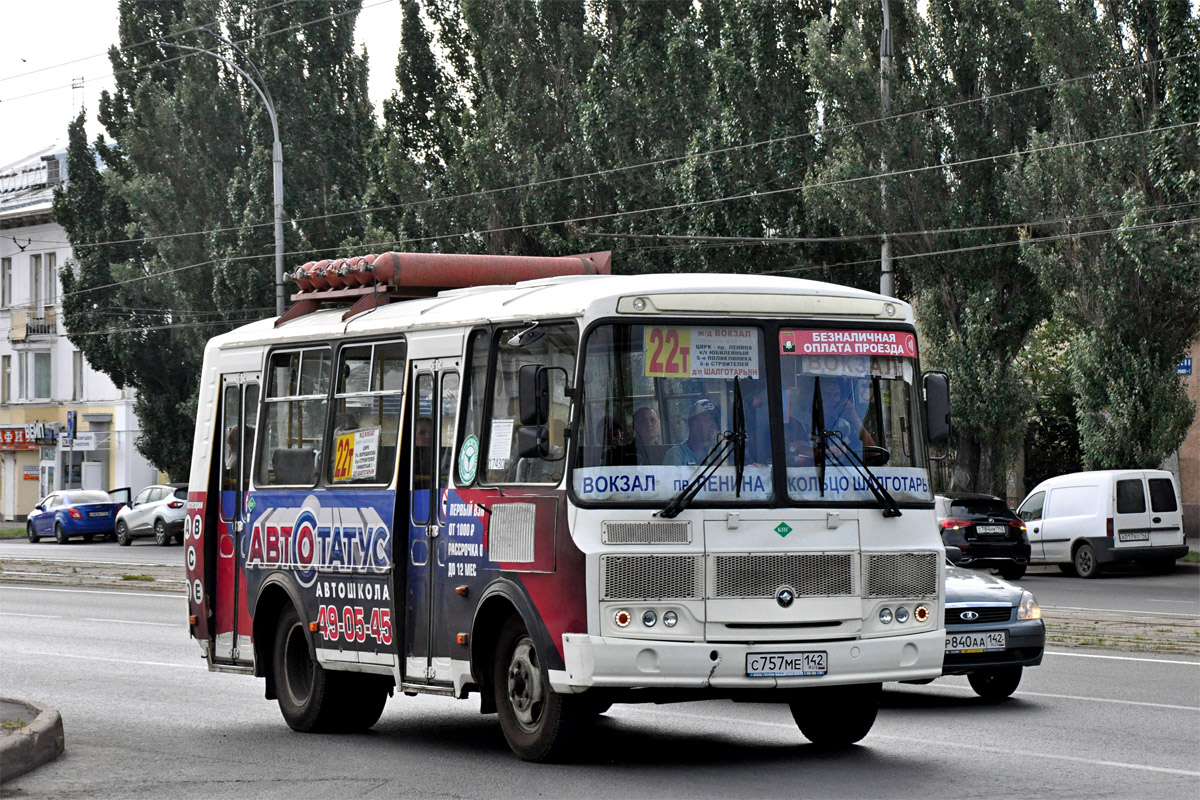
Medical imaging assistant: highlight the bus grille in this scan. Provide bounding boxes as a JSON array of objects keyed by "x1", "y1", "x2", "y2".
[
  {"x1": 863, "y1": 552, "x2": 938, "y2": 597},
  {"x1": 600, "y1": 555, "x2": 703, "y2": 600},
  {"x1": 711, "y1": 553, "x2": 856, "y2": 598},
  {"x1": 602, "y1": 520, "x2": 691, "y2": 545}
]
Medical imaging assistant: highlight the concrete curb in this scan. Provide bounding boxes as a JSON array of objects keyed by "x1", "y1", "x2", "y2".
[{"x1": 0, "y1": 698, "x2": 65, "y2": 784}]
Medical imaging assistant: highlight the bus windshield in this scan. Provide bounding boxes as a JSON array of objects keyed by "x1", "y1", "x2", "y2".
[{"x1": 572, "y1": 323, "x2": 931, "y2": 507}]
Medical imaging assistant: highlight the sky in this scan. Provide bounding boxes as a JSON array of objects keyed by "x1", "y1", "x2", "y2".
[{"x1": 0, "y1": 0, "x2": 403, "y2": 166}]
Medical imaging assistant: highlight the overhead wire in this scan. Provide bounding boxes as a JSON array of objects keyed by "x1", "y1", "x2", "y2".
[{"x1": 53, "y1": 53, "x2": 1195, "y2": 253}]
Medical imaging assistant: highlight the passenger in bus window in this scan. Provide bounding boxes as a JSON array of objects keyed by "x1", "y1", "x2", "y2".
[
  {"x1": 597, "y1": 415, "x2": 636, "y2": 466},
  {"x1": 783, "y1": 389, "x2": 817, "y2": 466},
  {"x1": 665, "y1": 399, "x2": 721, "y2": 466},
  {"x1": 632, "y1": 406, "x2": 664, "y2": 465}
]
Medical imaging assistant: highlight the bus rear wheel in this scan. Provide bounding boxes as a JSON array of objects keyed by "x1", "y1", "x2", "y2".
[
  {"x1": 494, "y1": 616, "x2": 578, "y2": 762},
  {"x1": 789, "y1": 682, "x2": 881, "y2": 747},
  {"x1": 273, "y1": 605, "x2": 340, "y2": 732}
]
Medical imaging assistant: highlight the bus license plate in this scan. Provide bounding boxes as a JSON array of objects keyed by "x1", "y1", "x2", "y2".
[
  {"x1": 945, "y1": 631, "x2": 1006, "y2": 654},
  {"x1": 746, "y1": 651, "x2": 827, "y2": 677}
]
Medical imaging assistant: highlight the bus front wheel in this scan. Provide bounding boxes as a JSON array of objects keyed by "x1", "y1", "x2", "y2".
[
  {"x1": 789, "y1": 682, "x2": 881, "y2": 747},
  {"x1": 494, "y1": 616, "x2": 578, "y2": 762}
]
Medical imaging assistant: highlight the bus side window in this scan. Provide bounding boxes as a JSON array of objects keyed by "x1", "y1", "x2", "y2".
[
  {"x1": 484, "y1": 322, "x2": 578, "y2": 484},
  {"x1": 328, "y1": 340, "x2": 406, "y2": 486},
  {"x1": 257, "y1": 348, "x2": 330, "y2": 487}
]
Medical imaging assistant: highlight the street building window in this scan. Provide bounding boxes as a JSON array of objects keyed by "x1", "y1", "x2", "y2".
[
  {"x1": 1, "y1": 257, "x2": 11, "y2": 307},
  {"x1": 72, "y1": 350, "x2": 84, "y2": 401},
  {"x1": 18, "y1": 352, "x2": 51, "y2": 400},
  {"x1": 1, "y1": 355, "x2": 10, "y2": 404}
]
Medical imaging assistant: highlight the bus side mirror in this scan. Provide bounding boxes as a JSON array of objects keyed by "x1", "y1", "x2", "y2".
[
  {"x1": 519, "y1": 365, "x2": 550, "y2": 426},
  {"x1": 923, "y1": 370, "x2": 951, "y2": 446},
  {"x1": 517, "y1": 424, "x2": 551, "y2": 459}
]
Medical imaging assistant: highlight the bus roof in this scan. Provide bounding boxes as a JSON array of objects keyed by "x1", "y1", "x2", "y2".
[{"x1": 208, "y1": 272, "x2": 913, "y2": 350}]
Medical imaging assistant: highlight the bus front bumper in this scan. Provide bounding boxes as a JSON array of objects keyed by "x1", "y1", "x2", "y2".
[{"x1": 551, "y1": 629, "x2": 944, "y2": 693}]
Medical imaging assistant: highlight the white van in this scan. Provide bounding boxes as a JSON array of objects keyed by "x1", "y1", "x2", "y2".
[{"x1": 1016, "y1": 470, "x2": 1187, "y2": 578}]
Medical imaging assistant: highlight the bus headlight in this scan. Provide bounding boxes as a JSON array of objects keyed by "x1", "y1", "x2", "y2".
[
  {"x1": 663, "y1": 611, "x2": 678, "y2": 628},
  {"x1": 614, "y1": 609, "x2": 632, "y2": 628},
  {"x1": 895, "y1": 607, "x2": 910, "y2": 623},
  {"x1": 642, "y1": 610, "x2": 657, "y2": 627},
  {"x1": 914, "y1": 604, "x2": 930, "y2": 623},
  {"x1": 879, "y1": 608, "x2": 893, "y2": 624}
]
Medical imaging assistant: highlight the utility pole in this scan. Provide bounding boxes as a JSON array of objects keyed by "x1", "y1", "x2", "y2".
[
  {"x1": 161, "y1": 30, "x2": 286, "y2": 316},
  {"x1": 879, "y1": 0, "x2": 895, "y2": 298}
]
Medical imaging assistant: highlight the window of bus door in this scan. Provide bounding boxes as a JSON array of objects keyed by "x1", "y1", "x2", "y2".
[
  {"x1": 220, "y1": 381, "x2": 259, "y2": 519},
  {"x1": 573, "y1": 323, "x2": 772, "y2": 505},
  {"x1": 777, "y1": 328, "x2": 931, "y2": 505},
  {"x1": 483, "y1": 322, "x2": 577, "y2": 485},
  {"x1": 328, "y1": 340, "x2": 406, "y2": 485},
  {"x1": 454, "y1": 329, "x2": 490, "y2": 486},
  {"x1": 257, "y1": 348, "x2": 330, "y2": 487}
]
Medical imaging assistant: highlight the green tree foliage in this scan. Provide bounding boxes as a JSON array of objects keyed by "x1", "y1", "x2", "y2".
[
  {"x1": 1008, "y1": 0, "x2": 1199, "y2": 469},
  {"x1": 54, "y1": 0, "x2": 374, "y2": 478},
  {"x1": 804, "y1": 0, "x2": 1051, "y2": 494}
]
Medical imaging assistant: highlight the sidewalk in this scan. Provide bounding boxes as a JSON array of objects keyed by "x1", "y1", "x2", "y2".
[{"x1": 0, "y1": 698, "x2": 64, "y2": 784}]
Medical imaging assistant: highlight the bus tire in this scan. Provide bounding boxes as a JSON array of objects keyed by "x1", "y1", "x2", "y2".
[
  {"x1": 789, "y1": 682, "x2": 881, "y2": 747},
  {"x1": 494, "y1": 615, "x2": 578, "y2": 762},
  {"x1": 273, "y1": 604, "x2": 340, "y2": 732}
]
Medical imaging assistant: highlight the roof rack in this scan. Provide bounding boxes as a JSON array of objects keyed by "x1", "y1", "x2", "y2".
[{"x1": 275, "y1": 250, "x2": 612, "y2": 326}]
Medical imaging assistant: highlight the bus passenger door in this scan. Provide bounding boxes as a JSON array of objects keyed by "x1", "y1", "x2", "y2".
[
  {"x1": 214, "y1": 373, "x2": 259, "y2": 664},
  {"x1": 405, "y1": 362, "x2": 460, "y2": 684}
]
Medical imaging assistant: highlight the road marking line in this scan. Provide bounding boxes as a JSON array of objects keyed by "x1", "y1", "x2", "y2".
[
  {"x1": 84, "y1": 617, "x2": 180, "y2": 627},
  {"x1": 1046, "y1": 650, "x2": 1199, "y2": 666},
  {"x1": 1047, "y1": 605, "x2": 1200, "y2": 618},
  {"x1": 15, "y1": 650, "x2": 205, "y2": 670},
  {"x1": 635, "y1": 707, "x2": 1200, "y2": 777},
  {"x1": 0, "y1": 612, "x2": 59, "y2": 618},
  {"x1": 0, "y1": 585, "x2": 186, "y2": 599},
  {"x1": 921, "y1": 683, "x2": 1198, "y2": 711}
]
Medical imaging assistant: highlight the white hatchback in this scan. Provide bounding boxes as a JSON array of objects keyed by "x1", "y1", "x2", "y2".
[{"x1": 114, "y1": 483, "x2": 188, "y2": 546}]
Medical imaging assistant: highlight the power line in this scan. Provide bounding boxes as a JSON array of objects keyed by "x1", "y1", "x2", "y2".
[
  {"x1": 0, "y1": 0, "x2": 393, "y2": 105},
  {"x1": 57, "y1": 53, "x2": 1195, "y2": 253},
  {"x1": 0, "y1": 0, "x2": 306, "y2": 84}
]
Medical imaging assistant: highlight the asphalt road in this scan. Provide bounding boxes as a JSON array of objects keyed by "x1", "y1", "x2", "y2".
[
  {"x1": 1, "y1": 584, "x2": 1197, "y2": 799},
  {"x1": 4, "y1": 536, "x2": 1195, "y2": 614}
]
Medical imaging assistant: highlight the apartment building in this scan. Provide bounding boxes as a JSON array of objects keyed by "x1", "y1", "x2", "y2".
[{"x1": 1, "y1": 145, "x2": 156, "y2": 521}]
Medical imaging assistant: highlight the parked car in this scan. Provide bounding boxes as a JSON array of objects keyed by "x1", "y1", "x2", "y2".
[
  {"x1": 1016, "y1": 470, "x2": 1187, "y2": 578},
  {"x1": 935, "y1": 492, "x2": 1031, "y2": 580},
  {"x1": 941, "y1": 558, "x2": 1045, "y2": 699},
  {"x1": 26, "y1": 488, "x2": 131, "y2": 544},
  {"x1": 115, "y1": 483, "x2": 188, "y2": 546}
]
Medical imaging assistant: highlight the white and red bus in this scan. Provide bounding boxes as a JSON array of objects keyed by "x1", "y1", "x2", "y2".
[{"x1": 184, "y1": 251, "x2": 952, "y2": 761}]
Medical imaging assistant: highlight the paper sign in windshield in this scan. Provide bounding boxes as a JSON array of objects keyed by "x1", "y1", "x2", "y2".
[
  {"x1": 332, "y1": 427, "x2": 380, "y2": 482},
  {"x1": 644, "y1": 326, "x2": 760, "y2": 379},
  {"x1": 780, "y1": 330, "x2": 917, "y2": 358}
]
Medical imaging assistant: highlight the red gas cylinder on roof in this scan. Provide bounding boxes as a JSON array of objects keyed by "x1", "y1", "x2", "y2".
[
  {"x1": 309, "y1": 259, "x2": 331, "y2": 290},
  {"x1": 293, "y1": 262, "x2": 315, "y2": 291},
  {"x1": 325, "y1": 258, "x2": 346, "y2": 289},
  {"x1": 339, "y1": 256, "x2": 364, "y2": 288}
]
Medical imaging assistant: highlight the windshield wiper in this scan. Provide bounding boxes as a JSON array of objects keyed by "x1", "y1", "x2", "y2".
[
  {"x1": 658, "y1": 379, "x2": 746, "y2": 519},
  {"x1": 821, "y1": 430, "x2": 903, "y2": 518}
]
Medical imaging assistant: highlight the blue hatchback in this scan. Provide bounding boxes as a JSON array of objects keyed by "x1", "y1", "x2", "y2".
[{"x1": 26, "y1": 488, "x2": 131, "y2": 544}]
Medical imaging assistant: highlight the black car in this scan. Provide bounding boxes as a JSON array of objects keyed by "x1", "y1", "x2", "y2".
[
  {"x1": 942, "y1": 562, "x2": 1045, "y2": 700},
  {"x1": 936, "y1": 492, "x2": 1031, "y2": 580}
]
